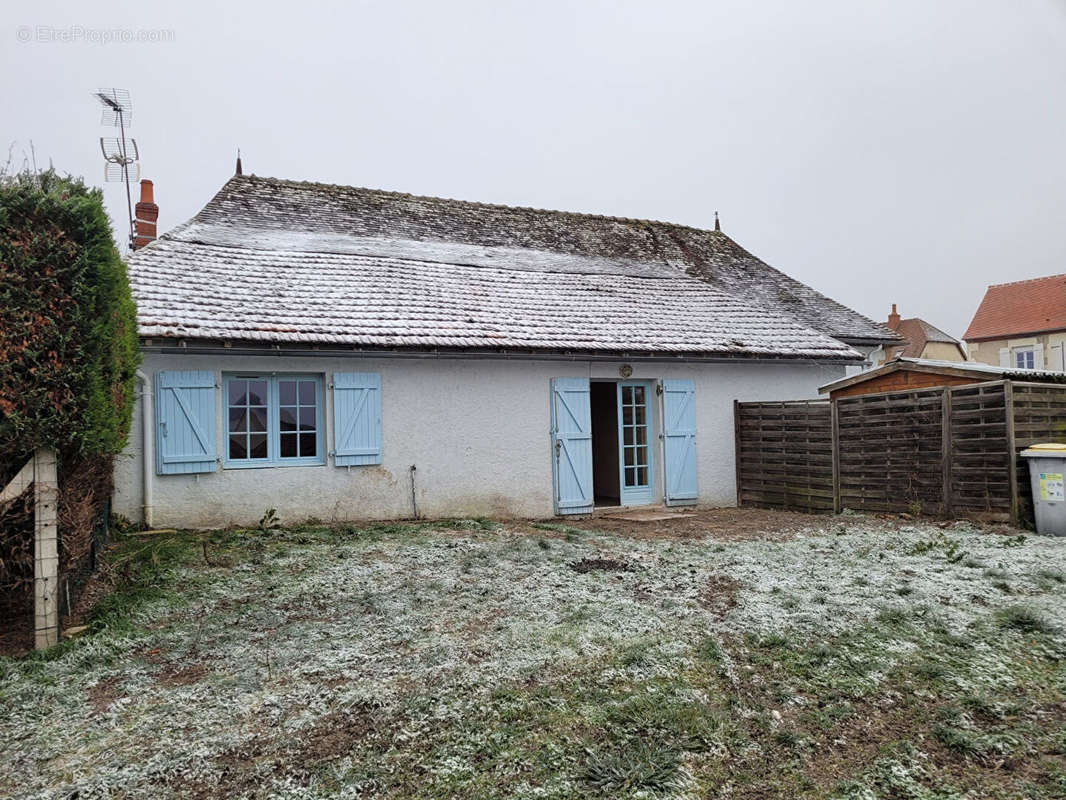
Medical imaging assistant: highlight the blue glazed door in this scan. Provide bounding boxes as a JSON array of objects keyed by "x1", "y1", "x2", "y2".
[
  {"x1": 551, "y1": 378, "x2": 594, "y2": 515},
  {"x1": 617, "y1": 382, "x2": 654, "y2": 506}
]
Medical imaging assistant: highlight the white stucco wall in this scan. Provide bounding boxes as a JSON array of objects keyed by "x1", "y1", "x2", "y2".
[{"x1": 113, "y1": 353, "x2": 844, "y2": 527}]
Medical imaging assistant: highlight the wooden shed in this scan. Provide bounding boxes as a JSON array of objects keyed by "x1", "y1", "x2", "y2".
[{"x1": 820, "y1": 357, "x2": 1066, "y2": 399}]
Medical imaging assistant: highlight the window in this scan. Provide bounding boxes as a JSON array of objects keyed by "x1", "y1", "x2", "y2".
[
  {"x1": 1014, "y1": 347, "x2": 1036, "y2": 370},
  {"x1": 224, "y1": 375, "x2": 323, "y2": 467},
  {"x1": 620, "y1": 383, "x2": 650, "y2": 488}
]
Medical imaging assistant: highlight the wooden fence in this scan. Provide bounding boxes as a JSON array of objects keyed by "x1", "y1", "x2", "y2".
[
  {"x1": 734, "y1": 399, "x2": 834, "y2": 512},
  {"x1": 735, "y1": 380, "x2": 1066, "y2": 525}
]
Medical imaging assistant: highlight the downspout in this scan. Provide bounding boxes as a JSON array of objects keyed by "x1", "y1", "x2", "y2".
[{"x1": 136, "y1": 370, "x2": 153, "y2": 528}]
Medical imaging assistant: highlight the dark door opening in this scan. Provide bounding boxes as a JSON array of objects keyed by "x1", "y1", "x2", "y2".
[{"x1": 590, "y1": 381, "x2": 620, "y2": 506}]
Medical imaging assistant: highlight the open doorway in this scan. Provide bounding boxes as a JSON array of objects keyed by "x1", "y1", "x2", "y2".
[{"x1": 590, "y1": 382, "x2": 620, "y2": 506}]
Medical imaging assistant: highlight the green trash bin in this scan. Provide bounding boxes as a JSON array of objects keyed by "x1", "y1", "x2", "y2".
[{"x1": 1020, "y1": 443, "x2": 1066, "y2": 536}]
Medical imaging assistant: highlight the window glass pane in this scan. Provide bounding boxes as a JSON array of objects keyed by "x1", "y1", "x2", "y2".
[
  {"x1": 249, "y1": 406, "x2": 267, "y2": 432},
  {"x1": 623, "y1": 426, "x2": 634, "y2": 445},
  {"x1": 279, "y1": 407, "x2": 297, "y2": 432},
  {"x1": 624, "y1": 447, "x2": 635, "y2": 467},
  {"x1": 633, "y1": 386, "x2": 645, "y2": 404},
  {"x1": 229, "y1": 407, "x2": 247, "y2": 433},
  {"x1": 247, "y1": 380, "x2": 268, "y2": 406},
  {"x1": 637, "y1": 466, "x2": 648, "y2": 485},
  {"x1": 249, "y1": 434, "x2": 268, "y2": 459},
  {"x1": 634, "y1": 405, "x2": 646, "y2": 425},
  {"x1": 229, "y1": 434, "x2": 247, "y2": 460},
  {"x1": 228, "y1": 381, "x2": 247, "y2": 405},
  {"x1": 634, "y1": 445, "x2": 647, "y2": 467},
  {"x1": 636, "y1": 426, "x2": 647, "y2": 446},
  {"x1": 622, "y1": 406, "x2": 633, "y2": 425},
  {"x1": 624, "y1": 467, "x2": 636, "y2": 486},
  {"x1": 226, "y1": 375, "x2": 321, "y2": 464},
  {"x1": 279, "y1": 380, "x2": 297, "y2": 405}
]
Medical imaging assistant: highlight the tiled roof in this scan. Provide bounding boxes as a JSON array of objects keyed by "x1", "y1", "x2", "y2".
[
  {"x1": 886, "y1": 318, "x2": 964, "y2": 359},
  {"x1": 128, "y1": 175, "x2": 897, "y2": 359},
  {"x1": 964, "y1": 273, "x2": 1066, "y2": 341}
]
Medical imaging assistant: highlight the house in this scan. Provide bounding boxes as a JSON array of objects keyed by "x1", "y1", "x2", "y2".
[
  {"x1": 112, "y1": 172, "x2": 900, "y2": 527},
  {"x1": 964, "y1": 274, "x2": 1066, "y2": 371},
  {"x1": 819, "y1": 356, "x2": 1066, "y2": 400},
  {"x1": 881, "y1": 304, "x2": 966, "y2": 363}
]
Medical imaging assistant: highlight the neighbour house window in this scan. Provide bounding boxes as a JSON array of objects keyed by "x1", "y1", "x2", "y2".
[
  {"x1": 224, "y1": 375, "x2": 323, "y2": 466},
  {"x1": 1014, "y1": 347, "x2": 1036, "y2": 370}
]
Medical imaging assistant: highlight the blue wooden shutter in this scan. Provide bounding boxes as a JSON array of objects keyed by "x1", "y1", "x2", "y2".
[
  {"x1": 155, "y1": 370, "x2": 217, "y2": 475},
  {"x1": 551, "y1": 377, "x2": 594, "y2": 515},
  {"x1": 333, "y1": 372, "x2": 382, "y2": 466},
  {"x1": 662, "y1": 379, "x2": 698, "y2": 505}
]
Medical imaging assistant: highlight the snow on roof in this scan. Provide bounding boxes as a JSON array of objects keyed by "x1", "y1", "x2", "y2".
[
  {"x1": 893, "y1": 356, "x2": 1066, "y2": 379},
  {"x1": 128, "y1": 175, "x2": 894, "y2": 359}
]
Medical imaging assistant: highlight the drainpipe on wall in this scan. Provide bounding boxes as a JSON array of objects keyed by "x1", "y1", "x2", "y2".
[{"x1": 136, "y1": 370, "x2": 153, "y2": 528}]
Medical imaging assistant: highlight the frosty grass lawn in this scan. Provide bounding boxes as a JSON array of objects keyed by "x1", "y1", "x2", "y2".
[{"x1": 2, "y1": 513, "x2": 1066, "y2": 799}]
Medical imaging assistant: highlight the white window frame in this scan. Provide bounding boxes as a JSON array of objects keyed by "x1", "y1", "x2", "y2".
[{"x1": 1013, "y1": 346, "x2": 1036, "y2": 370}]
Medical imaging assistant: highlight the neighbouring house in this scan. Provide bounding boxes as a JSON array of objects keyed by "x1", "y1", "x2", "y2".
[
  {"x1": 112, "y1": 170, "x2": 900, "y2": 527},
  {"x1": 881, "y1": 304, "x2": 967, "y2": 363},
  {"x1": 964, "y1": 273, "x2": 1066, "y2": 371},
  {"x1": 819, "y1": 356, "x2": 1066, "y2": 400}
]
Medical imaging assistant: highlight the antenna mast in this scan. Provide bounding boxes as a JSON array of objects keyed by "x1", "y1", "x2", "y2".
[{"x1": 92, "y1": 89, "x2": 140, "y2": 250}]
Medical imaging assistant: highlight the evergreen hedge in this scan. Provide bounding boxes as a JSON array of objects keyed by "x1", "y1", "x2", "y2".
[{"x1": 0, "y1": 170, "x2": 140, "y2": 474}]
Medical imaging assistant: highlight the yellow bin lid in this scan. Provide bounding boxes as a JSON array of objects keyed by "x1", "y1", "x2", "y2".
[{"x1": 1021, "y1": 442, "x2": 1066, "y2": 457}]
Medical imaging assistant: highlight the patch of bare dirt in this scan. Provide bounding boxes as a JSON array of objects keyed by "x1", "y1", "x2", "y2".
[
  {"x1": 87, "y1": 676, "x2": 125, "y2": 712},
  {"x1": 157, "y1": 663, "x2": 209, "y2": 687},
  {"x1": 173, "y1": 703, "x2": 399, "y2": 799},
  {"x1": 569, "y1": 557, "x2": 632, "y2": 574},
  {"x1": 700, "y1": 574, "x2": 741, "y2": 619},
  {"x1": 298, "y1": 703, "x2": 391, "y2": 762}
]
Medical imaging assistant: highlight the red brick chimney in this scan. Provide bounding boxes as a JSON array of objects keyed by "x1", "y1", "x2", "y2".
[
  {"x1": 133, "y1": 179, "x2": 158, "y2": 250},
  {"x1": 887, "y1": 303, "x2": 901, "y2": 330}
]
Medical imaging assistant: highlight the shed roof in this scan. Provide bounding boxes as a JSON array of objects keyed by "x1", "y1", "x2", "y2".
[
  {"x1": 819, "y1": 356, "x2": 1066, "y2": 395},
  {"x1": 128, "y1": 175, "x2": 899, "y2": 359},
  {"x1": 964, "y1": 273, "x2": 1066, "y2": 341}
]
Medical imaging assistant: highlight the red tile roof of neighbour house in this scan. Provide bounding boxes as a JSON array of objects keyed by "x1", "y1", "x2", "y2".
[
  {"x1": 964, "y1": 273, "x2": 1066, "y2": 341},
  {"x1": 128, "y1": 174, "x2": 901, "y2": 360},
  {"x1": 885, "y1": 317, "x2": 965, "y2": 360}
]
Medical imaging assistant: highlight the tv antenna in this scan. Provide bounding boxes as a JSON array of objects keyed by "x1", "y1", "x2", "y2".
[{"x1": 92, "y1": 88, "x2": 140, "y2": 249}]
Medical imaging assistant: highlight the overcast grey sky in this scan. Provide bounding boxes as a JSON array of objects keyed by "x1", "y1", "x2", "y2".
[{"x1": 4, "y1": 0, "x2": 1065, "y2": 338}]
